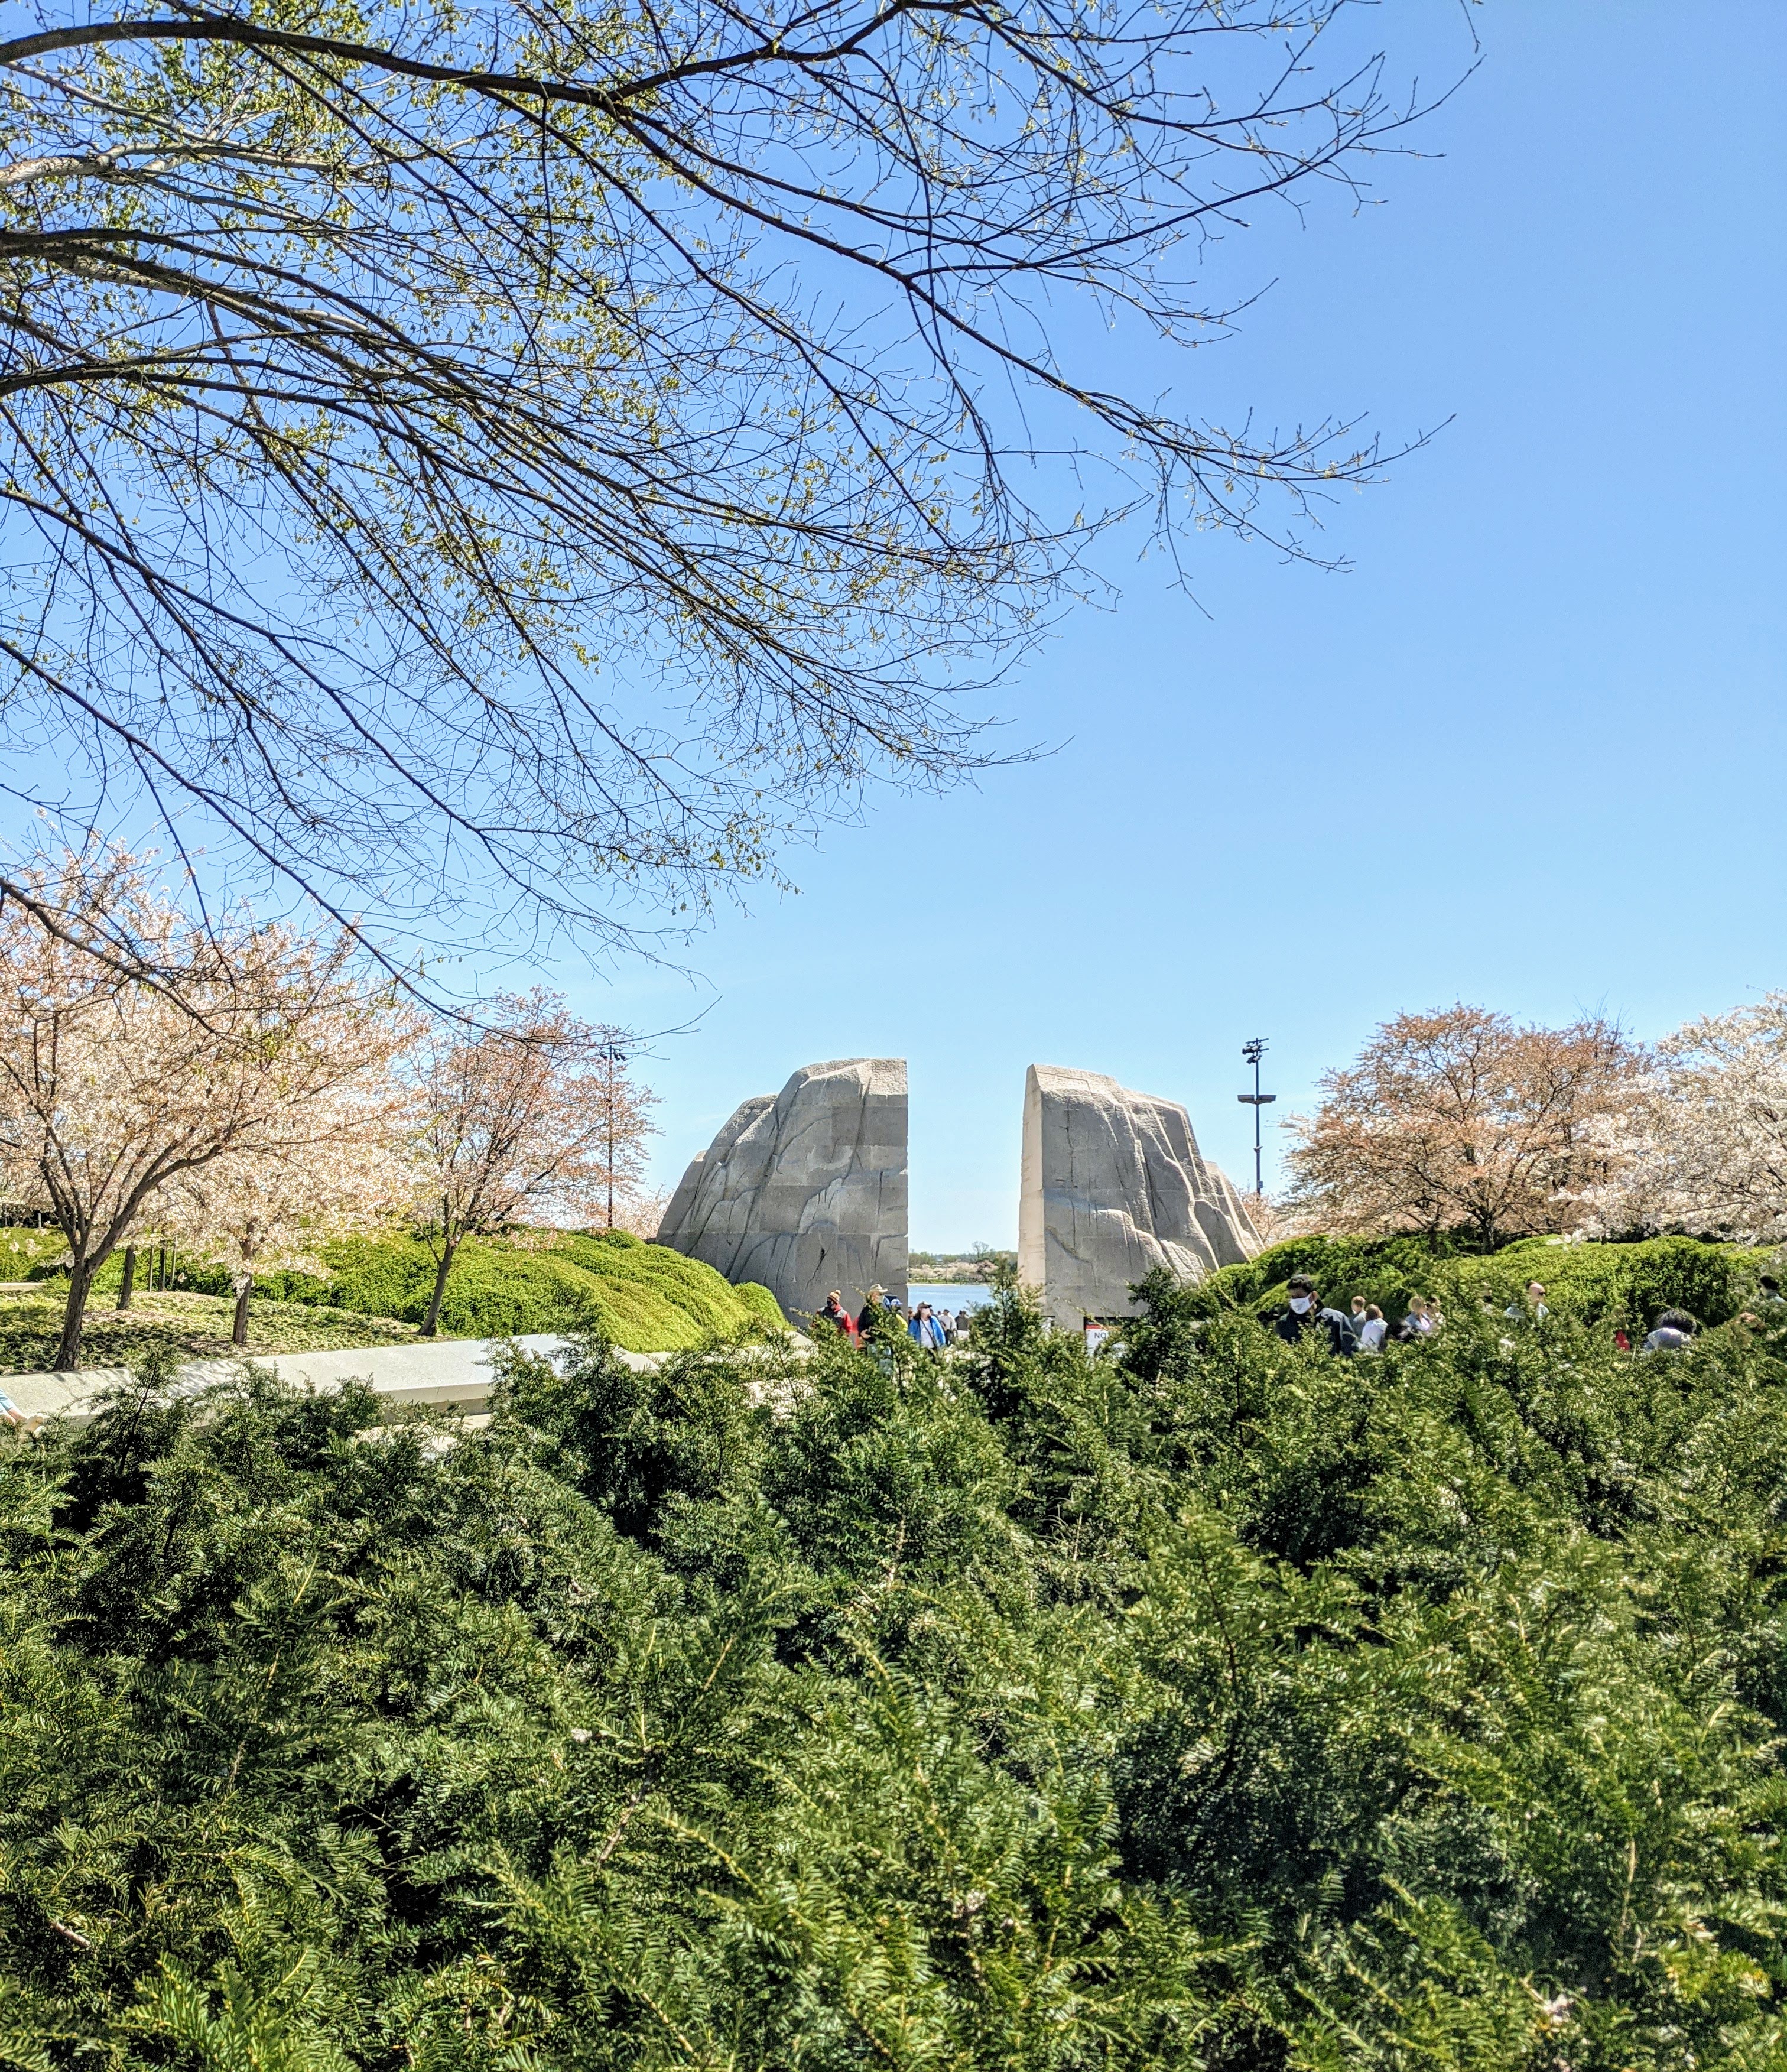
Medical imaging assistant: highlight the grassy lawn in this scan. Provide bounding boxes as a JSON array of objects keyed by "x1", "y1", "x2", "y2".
[{"x1": 0, "y1": 1288, "x2": 431, "y2": 1373}]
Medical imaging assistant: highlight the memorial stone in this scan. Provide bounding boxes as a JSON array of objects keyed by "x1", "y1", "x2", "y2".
[
  {"x1": 1018, "y1": 1063, "x2": 1259, "y2": 1327},
  {"x1": 657, "y1": 1057, "x2": 908, "y2": 1321}
]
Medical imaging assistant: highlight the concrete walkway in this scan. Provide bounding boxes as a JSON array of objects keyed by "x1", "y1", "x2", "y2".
[
  {"x1": 4, "y1": 1331, "x2": 662, "y2": 1427},
  {"x1": 2, "y1": 1366, "x2": 135, "y2": 1423}
]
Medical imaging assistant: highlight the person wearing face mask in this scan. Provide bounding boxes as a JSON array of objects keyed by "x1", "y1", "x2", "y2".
[{"x1": 1271, "y1": 1274, "x2": 1358, "y2": 1355}]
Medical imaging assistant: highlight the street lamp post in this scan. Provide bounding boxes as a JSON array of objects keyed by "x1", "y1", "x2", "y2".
[
  {"x1": 599, "y1": 1032, "x2": 627, "y2": 1228},
  {"x1": 1236, "y1": 1036, "x2": 1276, "y2": 1200}
]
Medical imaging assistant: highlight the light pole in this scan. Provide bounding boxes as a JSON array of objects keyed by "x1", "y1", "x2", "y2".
[
  {"x1": 1236, "y1": 1036, "x2": 1276, "y2": 1199},
  {"x1": 598, "y1": 1032, "x2": 627, "y2": 1228}
]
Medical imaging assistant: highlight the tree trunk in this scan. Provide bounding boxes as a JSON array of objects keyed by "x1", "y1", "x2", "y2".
[
  {"x1": 56, "y1": 1255, "x2": 96, "y2": 1372},
  {"x1": 232, "y1": 1276, "x2": 253, "y2": 1348},
  {"x1": 420, "y1": 1240, "x2": 459, "y2": 1338},
  {"x1": 116, "y1": 1243, "x2": 138, "y2": 1311}
]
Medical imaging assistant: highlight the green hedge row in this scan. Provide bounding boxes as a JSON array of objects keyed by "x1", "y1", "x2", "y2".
[
  {"x1": 21, "y1": 1251, "x2": 1787, "y2": 2060},
  {"x1": 25, "y1": 1214, "x2": 1765, "y2": 1349},
  {"x1": 4, "y1": 1225, "x2": 784, "y2": 1353},
  {"x1": 282, "y1": 1229, "x2": 785, "y2": 1349},
  {"x1": 1188, "y1": 1230, "x2": 1776, "y2": 1331}
]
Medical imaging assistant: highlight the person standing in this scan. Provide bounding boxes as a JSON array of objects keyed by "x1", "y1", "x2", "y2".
[
  {"x1": 820, "y1": 1291, "x2": 857, "y2": 1340},
  {"x1": 857, "y1": 1284, "x2": 889, "y2": 1335},
  {"x1": 1399, "y1": 1295, "x2": 1436, "y2": 1340},
  {"x1": 909, "y1": 1301, "x2": 948, "y2": 1352},
  {"x1": 1505, "y1": 1281, "x2": 1548, "y2": 1323},
  {"x1": 1357, "y1": 1304, "x2": 1388, "y2": 1352},
  {"x1": 1271, "y1": 1274, "x2": 1358, "y2": 1355}
]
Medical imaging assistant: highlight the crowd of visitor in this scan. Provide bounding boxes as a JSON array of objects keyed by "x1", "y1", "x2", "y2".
[
  {"x1": 1272, "y1": 1275, "x2": 1448, "y2": 1356},
  {"x1": 814, "y1": 1271, "x2": 1769, "y2": 1365},
  {"x1": 817, "y1": 1285, "x2": 973, "y2": 1349},
  {"x1": 1270, "y1": 1271, "x2": 1756, "y2": 1359}
]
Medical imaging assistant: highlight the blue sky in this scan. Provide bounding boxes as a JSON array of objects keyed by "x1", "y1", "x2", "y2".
[{"x1": 567, "y1": 0, "x2": 1787, "y2": 1248}]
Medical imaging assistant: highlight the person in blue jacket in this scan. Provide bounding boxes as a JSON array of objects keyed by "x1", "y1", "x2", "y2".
[{"x1": 908, "y1": 1301, "x2": 949, "y2": 1352}]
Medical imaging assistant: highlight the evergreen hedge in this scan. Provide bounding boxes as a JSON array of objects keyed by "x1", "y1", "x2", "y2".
[
  {"x1": 260, "y1": 1227, "x2": 787, "y2": 1348},
  {"x1": 1192, "y1": 1229, "x2": 1775, "y2": 1333},
  {"x1": 3, "y1": 1225, "x2": 785, "y2": 1353},
  {"x1": 4, "y1": 1280, "x2": 1787, "y2": 2064}
]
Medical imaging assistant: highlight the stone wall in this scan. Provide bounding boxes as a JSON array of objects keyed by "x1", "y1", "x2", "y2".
[
  {"x1": 1018, "y1": 1063, "x2": 1259, "y2": 1327},
  {"x1": 656, "y1": 1057, "x2": 908, "y2": 1321}
]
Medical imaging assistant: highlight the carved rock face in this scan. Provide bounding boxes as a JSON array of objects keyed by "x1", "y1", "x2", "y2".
[
  {"x1": 656, "y1": 1058, "x2": 908, "y2": 1322},
  {"x1": 1018, "y1": 1064, "x2": 1259, "y2": 1327}
]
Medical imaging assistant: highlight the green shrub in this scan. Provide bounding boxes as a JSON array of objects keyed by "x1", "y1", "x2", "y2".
[
  {"x1": 15, "y1": 1223, "x2": 785, "y2": 1352},
  {"x1": 277, "y1": 1229, "x2": 786, "y2": 1350},
  {"x1": 0, "y1": 1225, "x2": 78, "y2": 1281},
  {"x1": 1486, "y1": 1231, "x2": 1762, "y2": 1329},
  {"x1": 7, "y1": 1274, "x2": 1787, "y2": 2063},
  {"x1": 1190, "y1": 1230, "x2": 1773, "y2": 1333}
]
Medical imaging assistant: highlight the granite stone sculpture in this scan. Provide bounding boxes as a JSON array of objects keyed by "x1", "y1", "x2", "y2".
[
  {"x1": 656, "y1": 1057, "x2": 909, "y2": 1322},
  {"x1": 1017, "y1": 1063, "x2": 1260, "y2": 1327}
]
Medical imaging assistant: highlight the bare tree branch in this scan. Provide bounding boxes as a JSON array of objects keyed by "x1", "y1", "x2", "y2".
[{"x1": 0, "y1": 0, "x2": 1448, "y2": 983}]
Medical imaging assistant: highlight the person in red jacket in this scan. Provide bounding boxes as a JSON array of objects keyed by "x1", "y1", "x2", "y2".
[{"x1": 820, "y1": 1291, "x2": 858, "y2": 1340}]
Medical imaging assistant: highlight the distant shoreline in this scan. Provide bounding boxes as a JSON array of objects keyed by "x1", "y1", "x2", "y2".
[{"x1": 908, "y1": 1281, "x2": 993, "y2": 1313}]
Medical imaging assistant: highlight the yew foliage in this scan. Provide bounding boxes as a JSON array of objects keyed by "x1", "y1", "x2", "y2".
[{"x1": 3, "y1": 1277, "x2": 1786, "y2": 2065}]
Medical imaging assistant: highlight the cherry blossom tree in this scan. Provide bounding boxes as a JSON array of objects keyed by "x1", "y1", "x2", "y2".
[
  {"x1": 1285, "y1": 1005, "x2": 1645, "y2": 1251},
  {"x1": 1583, "y1": 998, "x2": 1787, "y2": 1244},
  {"x1": 170, "y1": 1079, "x2": 417, "y2": 1347},
  {"x1": 0, "y1": 845, "x2": 415, "y2": 1368},
  {"x1": 612, "y1": 1186, "x2": 671, "y2": 1240},
  {"x1": 412, "y1": 995, "x2": 657, "y2": 1335}
]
